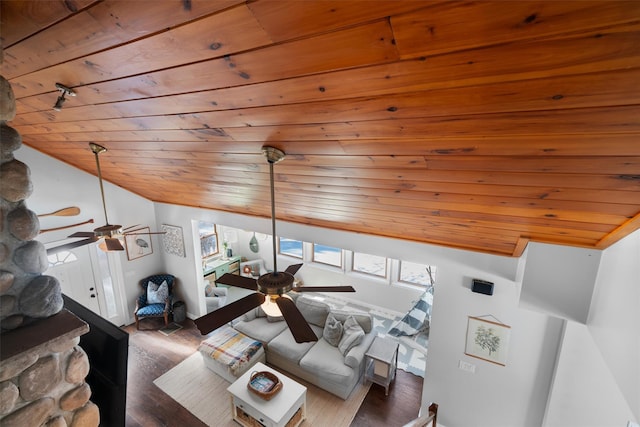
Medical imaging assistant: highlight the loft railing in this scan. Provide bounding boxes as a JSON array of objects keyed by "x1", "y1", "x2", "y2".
[{"x1": 402, "y1": 403, "x2": 438, "y2": 427}]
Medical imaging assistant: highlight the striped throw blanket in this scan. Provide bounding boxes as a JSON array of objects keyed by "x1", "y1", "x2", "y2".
[{"x1": 198, "y1": 326, "x2": 263, "y2": 375}]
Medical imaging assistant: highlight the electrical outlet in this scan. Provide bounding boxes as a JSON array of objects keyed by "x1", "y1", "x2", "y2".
[{"x1": 458, "y1": 360, "x2": 476, "y2": 373}]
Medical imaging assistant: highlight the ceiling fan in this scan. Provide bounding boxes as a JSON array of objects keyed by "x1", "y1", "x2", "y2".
[
  {"x1": 47, "y1": 143, "x2": 164, "y2": 255},
  {"x1": 194, "y1": 146, "x2": 355, "y2": 343}
]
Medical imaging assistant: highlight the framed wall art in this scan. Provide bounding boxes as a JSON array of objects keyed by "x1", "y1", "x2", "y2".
[
  {"x1": 464, "y1": 316, "x2": 511, "y2": 366},
  {"x1": 124, "y1": 227, "x2": 153, "y2": 261},
  {"x1": 161, "y1": 224, "x2": 185, "y2": 257}
]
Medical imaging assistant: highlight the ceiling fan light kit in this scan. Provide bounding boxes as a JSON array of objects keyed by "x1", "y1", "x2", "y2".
[
  {"x1": 262, "y1": 294, "x2": 292, "y2": 317},
  {"x1": 52, "y1": 82, "x2": 76, "y2": 111}
]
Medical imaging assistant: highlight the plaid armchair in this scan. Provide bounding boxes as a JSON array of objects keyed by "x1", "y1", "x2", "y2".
[{"x1": 134, "y1": 274, "x2": 175, "y2": 329}]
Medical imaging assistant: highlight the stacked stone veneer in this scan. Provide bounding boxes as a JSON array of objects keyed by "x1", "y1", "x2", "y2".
[
  {"x1": 1, "y1": 76, "x2": 63, "y2": 330},
  {"x1": 0, "y1": 327, "x2": 98, "y2": 426},
  {"x1": 0, "y1": 74, "x2": 99, "y2": 426}
]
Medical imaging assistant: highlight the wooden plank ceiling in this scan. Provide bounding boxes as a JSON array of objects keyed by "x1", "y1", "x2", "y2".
[{"x1": 2, "y1": 0, "x2": 639, "y2": 257}]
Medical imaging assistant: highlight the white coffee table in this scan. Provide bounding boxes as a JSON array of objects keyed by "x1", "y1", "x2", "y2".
[{"x1": 227, "y1": 362, "x2": 306, "y2": 427}]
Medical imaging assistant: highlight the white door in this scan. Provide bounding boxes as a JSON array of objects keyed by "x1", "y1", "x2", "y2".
[
  {"x1": 48, "y1": 245, "x2": 101, "y2": 314},
  {"x1": 47, "y1": 243, "x2": 127, "y2": 326},
  {"x1": 89, "y1": 246, "x2": 127, "y2": 326}
]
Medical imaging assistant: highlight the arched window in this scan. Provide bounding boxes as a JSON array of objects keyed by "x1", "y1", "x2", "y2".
[{"x1": 47, "y1": 251, "x2": 78, "y2": 267}]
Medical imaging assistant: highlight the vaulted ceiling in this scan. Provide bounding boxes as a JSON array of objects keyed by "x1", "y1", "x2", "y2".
[{"x1": 2, "y1": 0, "x2": 639, "y2": 257}]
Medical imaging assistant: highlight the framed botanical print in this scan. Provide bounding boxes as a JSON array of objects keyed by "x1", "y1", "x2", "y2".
[{"x1": 464, "y1": 316, "x2": 511, "y2": 366}]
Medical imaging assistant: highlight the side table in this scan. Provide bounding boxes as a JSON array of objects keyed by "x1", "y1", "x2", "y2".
[{"x1": 365, "y1": 335, "x2": 399, "y2": 396}]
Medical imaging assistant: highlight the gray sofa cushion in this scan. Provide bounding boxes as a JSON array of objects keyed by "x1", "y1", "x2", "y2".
[
  {"x1": 233, "y1": 317, "x2": 287, "y2": 346},
  {"x1": 268, "y1": 324, "x2": 324, "y2": 363},
  {"x1": 241, "y1": 306, "x2": 283, "y2": 322},
  {"x1": 338, "y1": 315, "x2": 365, "y2": 356},
  {"x1": 296, "y1": 296, "x2": 330, "y2": 327},
  {"x1": 300, "y1": 338, "x2": 357, "y2": 384},
  {"x1": 323, "y1": 313, "x2": 343, "y2": 346},
  {"x1": 241, "y1": 307, "x2": 265, "y2": 321}
]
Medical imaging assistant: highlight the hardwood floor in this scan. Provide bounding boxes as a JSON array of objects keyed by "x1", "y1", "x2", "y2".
[{"x1": 124, "y1": 318, "x2": 423, "y2": 427}]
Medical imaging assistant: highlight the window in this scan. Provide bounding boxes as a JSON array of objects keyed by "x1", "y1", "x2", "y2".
[
  {"x1": 352, "y1": 252, "x2": 387, "y2": 278},
  {"x1": 399, "y1": 261, "x2": 436, "y2": 288},
  {"x1": 312, "y1": 243, "x2": 342, "y2": 267},
  {"x1": 199, "y1": 222, "x2": 218, "y2": 258},
  {"x1": 279, "y1": 238, "x2": 303, "y2": 258},
  {"x1": 47, "y1": 251, "x2": 78, "y2": 267}
]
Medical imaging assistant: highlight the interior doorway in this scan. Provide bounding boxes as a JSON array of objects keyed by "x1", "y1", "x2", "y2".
[{"x1": 47, "y1": 243, "x2": 127, "y2": 326}]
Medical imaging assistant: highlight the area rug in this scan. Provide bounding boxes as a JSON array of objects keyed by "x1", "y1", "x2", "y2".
[
  {"x1": 154, "y1": 353, "x2": 371, "y2": 427},
  {"x1": 158, "y1": 322, "x2": 183, "y2": 336},
  {"x1": 371, "y1": 312, "x2": 428, "y2": 378}
]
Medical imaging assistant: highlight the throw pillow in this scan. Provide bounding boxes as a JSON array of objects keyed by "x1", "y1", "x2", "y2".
[
  {"x1": 338, "y1": 315, "x2": 365, "y2": 356},
  {"x1": 204, "y1": 283, "x2": 215, "y2": 297},
  {"x1": 296, "y1": 296, "x2": 330, "y2": 327},
  {"x1": 147, "y1": 280, "x2": 169, "y2": 304},
  {"x1": 323, "y1": 313, "x2": 343, "y2": 347}
]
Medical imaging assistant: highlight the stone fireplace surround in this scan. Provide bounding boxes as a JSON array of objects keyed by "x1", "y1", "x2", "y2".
[
  {"x1": 0, "y1": 74, "x2": 99, "y2": 426},
  {"x1": 0, "y1": 312, "x2": 97, "y2": 426}
]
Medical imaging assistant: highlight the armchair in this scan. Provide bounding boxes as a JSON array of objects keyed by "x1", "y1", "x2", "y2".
[
  {"x1": 204, "y1": 280, "x2": 227, "y2": 312},
  {"x1": 134, "y1": 274, "x2": 175, "y2": 329}
]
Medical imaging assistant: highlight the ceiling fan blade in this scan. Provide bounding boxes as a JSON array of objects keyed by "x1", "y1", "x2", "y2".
[
  {"x1": 47, "y1": 237, "x2": 99, "y2": 255},
  {"x1": 194, "y1": 293, "x2": 265, "y2": 335},
  {"x1": 215, "y1": 273, "x2": 258, "y2": 291},
  {"x1": 276, "y1": 296, "x2": 318, "y2": 343},
  {"x1": 68, "y1": 231, "x2": 95, "y2": 238},
  {"x1": 292, "y1": 286, "x2": 356, "y2": 292},
  {"x1": 122, "y1": 224, "x2": 141, "y2": 231},
  {"x1": 104, "y1": 238, "x2": 125, "y2": 251},
  {"x1": 285, "y1": 263, "x2": 303, "y2": 276}
]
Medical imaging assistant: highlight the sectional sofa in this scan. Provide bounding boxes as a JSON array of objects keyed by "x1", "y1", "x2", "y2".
[{"x1": 232, "y1": 294, "x2": 376, "y2": 399}]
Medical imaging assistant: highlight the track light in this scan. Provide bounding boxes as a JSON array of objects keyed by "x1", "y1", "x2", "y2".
[{"x1": 53, "y1": 83, "x2": 76, "y2": 111}]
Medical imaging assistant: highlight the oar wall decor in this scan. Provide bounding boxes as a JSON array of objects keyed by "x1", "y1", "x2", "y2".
[{"x1": 37, "y1": 207, "x2": 81, "y2": 217}]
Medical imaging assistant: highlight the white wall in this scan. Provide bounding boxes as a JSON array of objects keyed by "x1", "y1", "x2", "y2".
[
  {"x1": 521, "y1": 242, "x2": 601, "y2": 323},
  {"x1": 421, "y1": 256, "x2": 563, "y2": 427},
  {"x1": 543, "y1": 321, "x2": 637, "y2": 427},
  {"x1": 16, "y1": 146, "x2": 163, "y2": 324},
  {"x1": 588, "y1": 228, "x2": 640, "y2": 421},
  {"x1": 544, "y1": 228, "x2": 640, "y2": 426}
]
